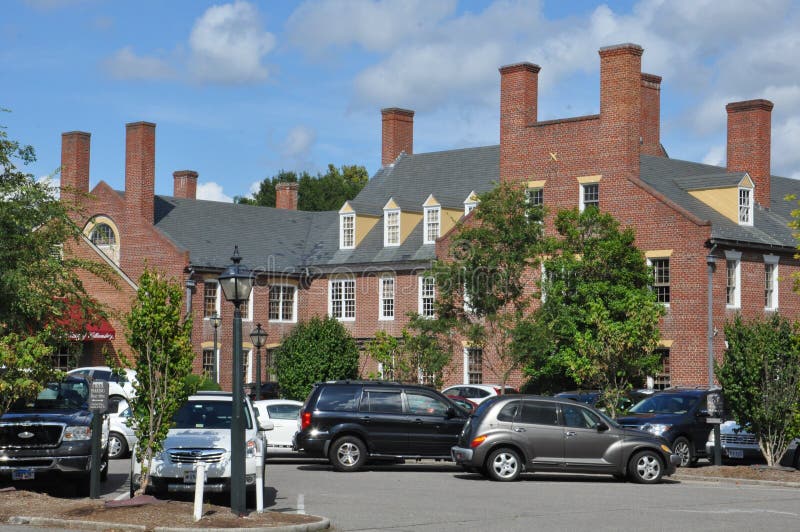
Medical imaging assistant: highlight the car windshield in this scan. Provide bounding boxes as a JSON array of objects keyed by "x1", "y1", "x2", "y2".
[
  {"x1": 629, "y1": 394, "x2": 698, "y2": 415},
  {"x1": 172, "y1": 400, "x2": 253, "y2": 429},
  {"x1": 10, "y1": 379, "x2": 90, "y2": 411}
]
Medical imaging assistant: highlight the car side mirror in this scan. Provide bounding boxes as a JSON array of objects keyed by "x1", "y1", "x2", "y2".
[
  {"x1": 446, "y1": 406, "x2": 458, "y2": 419},
  {"x1": 596, "y1": 422, "x2": 609, "y2": 432},
  {"x1": 258, "y1": 418, "x2": 274, "y2": 431}
]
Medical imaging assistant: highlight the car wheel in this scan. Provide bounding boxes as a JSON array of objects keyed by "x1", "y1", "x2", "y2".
[
  {"x1": 108, "y1": 432, "x2": 128, "y2": 459},
  {"x1": 628, "y1": 450, "x2": 664, "y2": 484},
  {"x1": 672, "y1": 436, "x2": 694, "y2": 467},
  {"x1": 485, "y1": 448, "x2": 522, "y2": 482},
  {"x1": 329, "y1": 436, "x2": 367, "y2": 472}
]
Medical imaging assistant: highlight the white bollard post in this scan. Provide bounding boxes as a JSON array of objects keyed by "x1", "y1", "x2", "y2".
[
  {"x1": 256, "y1": 458, "x2": 264, "y2": 513},
  {"x1": 193, "y1": 464, "x2": 205, "y2": 522}
]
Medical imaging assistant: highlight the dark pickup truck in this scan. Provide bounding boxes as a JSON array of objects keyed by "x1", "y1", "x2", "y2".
[{"x1": 0, "y1": 375, "x2": 108, "y2": 495}]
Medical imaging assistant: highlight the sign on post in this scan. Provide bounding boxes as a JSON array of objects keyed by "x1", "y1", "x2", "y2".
[
  {"x1": 89, "y1": 381, "x2": 109, "y2": 413},
  {"x1": 88, "y1": 380, "x2": 108, "y2": 499}
]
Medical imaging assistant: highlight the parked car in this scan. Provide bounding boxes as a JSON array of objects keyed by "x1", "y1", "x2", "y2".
[
  {"x1": 555, "y1": 389, "x2": 655, "y2": 413},
  {"x1": 441, "y1": 384, "x2": 518, "y2": 405},
  {"x1": 68, "y1": 366, "x2": 137, "y2": 412},
  {"x1": 705, "y1": 421, "x2": 800, "y2": 467},
  {"x1": 294, "y1": 381, "x2": 468, "y2": 472},
  {"x1": 616, "y1": 387, "x2": 722, "y2": 467},
  {"x1": 108, "y1": 401, "x2": 137, "y2": 460},
  {"x1": 446, "y1": 395, "x2": 478, "y2": 414},
  {"x1": 451, "y1": 395, "x2": 680, "y2": 483},
  {"x1": 253, "y1": 399, "x2": 302, "y2": 452},
  {"x1": 130, "y1": 391, "x2": 273, "y2": 494}
]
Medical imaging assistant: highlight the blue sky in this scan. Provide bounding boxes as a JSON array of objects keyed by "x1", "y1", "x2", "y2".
[{"x1": 4, "y1": 0, "x2": 800, "y2": 203}]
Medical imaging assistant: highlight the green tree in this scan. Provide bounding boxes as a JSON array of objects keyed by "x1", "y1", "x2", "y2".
[
  {"x1": 275, "y1": 316, "x2": 358, "y2": 400},
  {"x1": 717, "y1": 314, "x2": 800, "y2": 466},
  {"x1": 400, "y1": 314, "x2": 454, "y2": 389},
  {"x1": 236, "y1": 164, "x2": 368, "y2": 211},
  {"x1": 533, "y1": 208, "x2": 664, "y2": 417},
  {"x1": 431, "y1": 182, "x2": 547, "y2": 391},
  {"x1": 126, "y1": 267, "x2": 195, "y2": 494}
]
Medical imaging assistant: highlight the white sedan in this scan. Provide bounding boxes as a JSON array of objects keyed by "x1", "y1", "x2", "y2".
[
  {"x1": 108, "y1": 403, "x2": 138, "y2": 459},
  {"x1": 253, "y1": 399, "x2": 302, "y2": 452}
]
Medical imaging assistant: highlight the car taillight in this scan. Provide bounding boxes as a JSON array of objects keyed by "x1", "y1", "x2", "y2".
[
  {"x1": 470, "y1": 435, "x2": 487, "y2": 448},
  {"x1": 494, "y1": 387, "x2": 501, "y2": 395},
  {"x1": 301, "y1": 410, "x2": 312, "y2": 430}
]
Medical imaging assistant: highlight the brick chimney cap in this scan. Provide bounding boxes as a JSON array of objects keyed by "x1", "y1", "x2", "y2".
[
  {"x1": 726, "y1": 99, "x2": 774, "y2": 113},
  {"x1": 276, "y1": 181, "x2": 299, "y2": 190},
  {"x1": 641, "y1": 73, "x2": 662, "y2": 84},
  {"x1": 381, "y1": 107, "x2": 415, "y2": 117},
  {"x1": 125, "y1": 121, "x2": 157, "y2": 128},
  {"x1": 62, "y1": 131, "x2": 91, "y2": 138},
  {"x1": 173, "y1": 170, "x2": 198, "y2": 178},
  {"x1": 499, "y1": 62, "x2": 541, "y2": 74},
  {"x1": 599, "y1": 43, "x2": 644, "y2": 56}
]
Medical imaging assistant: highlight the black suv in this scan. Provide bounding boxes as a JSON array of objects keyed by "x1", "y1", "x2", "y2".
[
  {"x1": 294, "y1": 381, "x2": 468, "y2": 471},
  {"x1": 615, "y1": 387, "x2": 722, "y2": 467}
]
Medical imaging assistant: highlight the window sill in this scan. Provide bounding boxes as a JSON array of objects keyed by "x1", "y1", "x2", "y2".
[
  {"x1": 378, "y1": 316, "x2": 395, "y2": 321},
  {"x1": 269, "y1": 319, "x2": 297, "y2": 324}
]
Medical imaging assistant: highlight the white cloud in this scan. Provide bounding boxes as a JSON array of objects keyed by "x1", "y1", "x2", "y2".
[
  {"x1": 701, "y1": 145, "x2": 725, "y2": 167},
  {"x1": 103, "y1": 47, "x2": 174, "y2": 81},
  {"x1": 197, "y1": 182, "x2": 233, "y2": 203},
  {"x1": 281, "y1": 126, "x2": 316, "y2": 159}
]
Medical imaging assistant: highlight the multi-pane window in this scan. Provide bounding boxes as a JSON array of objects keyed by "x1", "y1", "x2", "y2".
[
  {"x1": 424, "y1": 207, "x2": 440, "y2": 244},
  {"x1": 652, "y1": 258, "x2": 670, "y2": 304},
  {"x1": 202, "y1": 348, "x2": 217, "y2": 382},
  {"x1": 90, "y1": 223, "x2": 115, "y2": 246},
  {"x1": 419, "y1": 276, "x2": 436, "y2": 318},
  {"x1": 330, "y1": 278, "x2": 356, "y2": 320},
  {"x1": 726, "y1": 259, "x2": 740, "y2": 307},
  {"x1": 52, "y1": 349, "x2": 72, "y2": 371},
  {"x1": 269, "y1": 285, "x2": 296, "y2": 322},
  {"x1": 384, "y1": 210, "x2": 400, "y2": 246},
  {"x1": 526, "y1": 188, "x2": 543, "y2": 207},
  {"x1": 580, "y1": 183, "x2": 599, "y2": 211},
  {"x1": 466, "y1": 347, "x2": 483, "y2": 384},
  {"x1": 340, "y1": 214, "x2": 355, "y2": 249},
  {"x1": 239, "y1": 290, "x2": 252, "y2": 321},
  {"x1": 765, "y1": 262, "x2": 778, "y2": 310},
  {"x1": 739, "y1": 187, "x2": 753, "y2": 225},
  {"x1": 204, "y1": 281, "x2": 219, "y2": 318},
  {"x1": 464, "y1": 201, "x2": 478, "y2": 215},
  {"x1": 379, "y1": 276, "x2": 395, "y2": 320},
  {"x1": 653, "y1": 349, "x2": 670, "y2": 390}
]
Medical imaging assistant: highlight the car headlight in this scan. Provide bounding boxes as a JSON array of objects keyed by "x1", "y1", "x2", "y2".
[
  {"x1": 63, "y1": 426, "x2": 91, "y2": 440},
  {"x1": 246, "y1": 439, "x2": 257, "y2": 458},
  {"x1": 642, "y1": 423, "x2": 671, "y2": 436},
  {"x1": 660, "y1": 444, "x2": 673, "y2": 454}
]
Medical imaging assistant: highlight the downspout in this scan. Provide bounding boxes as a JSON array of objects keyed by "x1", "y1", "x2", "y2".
[
  {"x1": 705, "y1": 245, "x2": 721, "y2": 465},
  {"x1": 185, "y1": 269, "x2": 195, "y2": 321}
]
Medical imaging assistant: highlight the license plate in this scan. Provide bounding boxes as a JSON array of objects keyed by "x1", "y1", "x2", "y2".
[
  {"x1": 183, "y1": 470, "x2": 207, "y2": 483},
  {"x1": 727, "y1": 449, "x2": 744, "y2": 459},
  {"x1": 12, "y1": 469, "x2": 34, "y2": 481}
]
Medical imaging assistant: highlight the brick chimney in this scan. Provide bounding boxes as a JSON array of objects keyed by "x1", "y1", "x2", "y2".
[
  {"x1": 640, "y1": 73, "x2": 663, "y2": 157},
  {"x1": 276, "y1": 181, "x2": 299, "y2": 210},
  {"x1": 381, "y1": 108, "x2": 414, "y2": 166},
  {"x1": 60, "y1": 131, "x2": 90, "y2": 207},
  {"x1": 599, "y1": 43, "x2": 643, "y2": 179},
  {"x1": 499, "y1": 62, "x2": 540, "y2": 139},
  {"x1": 727, "y1": 99, "x2": 773, "y2": 208},
  {"x1": 173, "y1": 170, "x2": 198, "y2": 199},
  {"x1": 125, "y1": 121, "x2": 156, "y2": 225}
]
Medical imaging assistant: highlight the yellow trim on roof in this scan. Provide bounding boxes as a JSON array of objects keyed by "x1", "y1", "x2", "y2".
[
  {"x1": 689, "y1": 187, "x2": 738, "y2": 223},
  {"x1": 355, "y1": 214, "x2": 380, "y2": 246},
  {"x1": 383, "y1": 198, "x2": 399, "y2": 210},
  {"x1": 339, "y1": 202, "x2": 354, "y2": 214},
  {"x1": 645, "y1": 250, "x2": 673, "y2": 258},
  {"x1": 659, "y1": 339, "x2": 674, "y2": 348},
  {"x1": 423, "y1": 194, "x2": 440, "y2": 207},
  {"x1": 739, "y1": 174, "x2": 754, "y2": 188},
  {"x1": 576, "y1": 175, "x2": 602, "y2": 184}
]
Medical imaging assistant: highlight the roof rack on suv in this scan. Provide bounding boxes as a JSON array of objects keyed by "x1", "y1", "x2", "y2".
[
  {"x1": 320, "y1": 379, "x2": 403, "y2": 385},
  {"x1": 192, "y1": 390, "x2": 233, "y2": 396}
]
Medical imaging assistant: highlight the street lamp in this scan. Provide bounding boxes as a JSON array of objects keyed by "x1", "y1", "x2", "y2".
[
  {"x1": 210, "y1": 313, "x2": 221, "y2": 383},
  {"x1": 249, "y1": 323, "x2": 267, "y2": 401},
  {"x1": 218, "y1": 246, "x2": 254, "y2": 516}
]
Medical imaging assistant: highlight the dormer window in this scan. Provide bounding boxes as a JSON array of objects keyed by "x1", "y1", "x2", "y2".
[
  {"x1": 424, "y1": 206, "x2": 440, "y2": 244},
  {"x1": 85, "y1": 217, "x2": 120, "y2": 265},
  {"x1": 464, "y1": 191, "x2": 479, "y2": 215},
  {"x1": 340, "y1": 213, "x2": 355, "y2": 249},
  {"x1": 739, "y1": 186, "x2": 753, "y2": 225},
  {"x1": 384, "y1": 209, "x2": 400, "y2": 246}
]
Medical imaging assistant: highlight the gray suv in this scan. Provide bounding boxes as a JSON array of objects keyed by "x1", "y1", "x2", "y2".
[{"x1": 451, "y1": 395, "x2": 680, "y2": 483}]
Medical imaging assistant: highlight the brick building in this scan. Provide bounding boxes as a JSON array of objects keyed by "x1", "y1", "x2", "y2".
[{"x1": 61, "y1": 43, "x2": 799, "y2": 391}]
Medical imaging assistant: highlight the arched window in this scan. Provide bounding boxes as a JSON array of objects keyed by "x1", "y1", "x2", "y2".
[
  {"x1": 90, "y1": 223, "x2": 116, "y2": 246},
  {"x1": 85, "y1": 219, "x2": 120, "y2": 265}
]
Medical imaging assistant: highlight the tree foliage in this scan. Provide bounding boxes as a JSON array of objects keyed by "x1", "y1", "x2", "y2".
[
  {"x1": 531, "y1": 208, "x2": 664, "y2": 416},
  {"x1": 716, "y1": 314, "x2": 800, "y2": 466},
  {"x1": 236, "y1": 164, "x2": 369, "y2": 211},
  {"x1": 126, "y1": 267, "x2": 195, "y2": 494},
  {"x1": 275, "y1": 316, "x2": 359, "y2": 401}
]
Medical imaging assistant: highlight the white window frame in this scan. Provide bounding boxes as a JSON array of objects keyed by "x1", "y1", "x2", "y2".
[
  {"x1": 739, "y1": 186, "x2": 754, "y2": 226},
  {"x1": 329, "y1": 277, "x2": 356, "y2": 321},
  {"x1": 340, "y1": 213, "x2": 355, "y2": 249},
  {"x1": 579, "y1": 182, "x2": 599, "y2": 212},
  {"x1": 725, "y1": 250, "x2": 742, "y2": 309},
  {"x1": 242, "y1": 348, "x2": 252, "y2": 384},
  {"x1": 268, "y1": 284, "x2": 297, "y2": 323},
  {"x1": 240, "y1": 289, "x2": 254, "y2": 322},
  {"x1": 463, "y1": 347, "x2": 483, "y2": 384},
  {"x1": 418, "y1": 276, "x2": 436, "y2": 318},
  {"x1": 384, "y1": 209, "x2": 401, "y2": 247},
  {"x1": 203, "y1": 280, "x2": 221, "y2": 320},
  {"x1": 647, "y1": 257, "x2": 671, "y2": 307},
  {"x1": 464, "y1": 200, "x2": 478, "y2": 215},
  {"x1": 379, "y1": 275, "x2": 395, "y2": 320},
  {"x1": 424, "y1": 206, "x2": 440, "y2": 244},
  {"x1": 764, "y1": 254, "x2": 779, "y2": 310}
]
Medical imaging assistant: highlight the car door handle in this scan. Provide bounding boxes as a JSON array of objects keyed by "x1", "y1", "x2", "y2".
[
  {"x1": 360, "y1": 416, "x2": 370, "y2": 423},
  {"x1": 413, "y1": 418, "x2": 424, "y2": 424},
  {"x1": 565, "y1": 431, "x2": 576, "y2": 437},
  {"x1": 513, "y1": 427, "x2": 526, "y2": 432}
]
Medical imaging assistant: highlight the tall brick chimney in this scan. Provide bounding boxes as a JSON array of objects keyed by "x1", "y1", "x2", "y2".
[
  {"x1": 125, "y1": 121, "x2": 156, "y2": 225},
  {"x1": 381, "y1": 108, "x2": 414, "y2": 166},
  {"x1": 599, "y1": 43, "x2": 643, "y2": 180},
  {"x1": 640, "y1": 73, "x2": 663, "y2": 157},
  {"x1": 276, "y1": 182, "x2": 299, "y2": 210},
  {"x1": 60, "y1": 131, "x2": 90, "y2": 207},
  {"x1": 173, "y1": 170, "x2": 198, "y2": 199},
  {"x1": 727, "y1": 99, "x2": 773, "y2": 208},
  {"x1": 499, "y1": 62, "x2": 540, "y2": 140}
]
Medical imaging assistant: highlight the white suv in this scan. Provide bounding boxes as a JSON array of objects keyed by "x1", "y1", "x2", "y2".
[
  {"x1": 131, "y1": 391, "x2": 272, "y2": 494},
  {"x1": 441, "y1": 384, "x2": 519, "y2": 405}
]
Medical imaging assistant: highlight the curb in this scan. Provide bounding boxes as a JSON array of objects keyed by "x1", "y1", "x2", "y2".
[
  {"x1": 673, "y1": 474, "x2": 800, "y2": 488},
  {"x1": 7, "y1": 515, "x2": 331, "y2": 532}
]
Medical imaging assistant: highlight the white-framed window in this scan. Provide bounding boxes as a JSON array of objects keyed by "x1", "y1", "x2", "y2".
[
  {"x1": 764, "y1": 255, "x2": 779, "y2": 310},
  {"x1": 384, "y1": 209, "x2": 400, "y2": 246},
  {"x1": 526, "y1": 187, "x2": 543, "y2": 207},
  {"x1": 739, "y1": 186, "x2": 754, "y2": 226},
  {"x1": 202, "y1": 348, "x2": 218, "y2": 383},
  {"x1": 269, "y1": 285, "x2": 297, "y2": 322},
  {"x1": 464, "y1": 201, "x2": 478, "y2": 215},
  {"x1": 240, "y1": 289, "x2": 254, "y2": 321},
  {"x1": 88, "y1": 221, "x2": 120, "y2": 264},
  {"x1": 725, "y1": 250, "x2": 741, "y2": 309},
  {"x1": 580, "y1": 182, "x2": 599, "y2": 211},
  {"x1": 340, "y1": 213, "x2": 355, "y2": 249},
  {"x1": 203, "y1": 280, "x2": 221, "y2": 319},
  {"x1": 648, "y1": 258, "x2": 670, "y2": 305},
  {"x1": 242, "y1": 348, "x2": 252, "y2": 384},
  {"x1": 379, "y1": 276, "x2": 395, "y2": 320},
  {"x1": 463, "y1": 347, "x2": 483, "y2": 384},
  {"x1": 419, "y1": 276, "x2": 436, "y2": 318},
  {"x1": 424, "y1": 206, "x2": 440, "y2": 244},
  {"x1": 329, "y1": 277, "x2": 356, "y2": 321}
]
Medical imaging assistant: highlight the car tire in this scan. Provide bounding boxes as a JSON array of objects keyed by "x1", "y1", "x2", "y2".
[
  {"x1": 485, "y1": 448, "x2": 522, "y2": 482},
  {"x1": 672, "y1": 436, "x2": 694, "y2": 467},
  {"x1": 329, "y1": 436, "x2": 367, "y2": 472},
  {"x1": 108, "y1": 432, "x2": 128, "y2": 459},
  {"x1": 628, "y1": 450, "x2": 664, "y2": 484}
]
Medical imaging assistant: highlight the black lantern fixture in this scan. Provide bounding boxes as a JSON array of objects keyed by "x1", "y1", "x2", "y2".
[
  {"x1": 218, "y1": 246, "x2": 254, "y2": 516},
  {"x1": 210, "y1": 313, "x2": 221, "y2": 383},
  {"x1": 249, "y1": 323, "x2": 268, "y2": 401}
]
